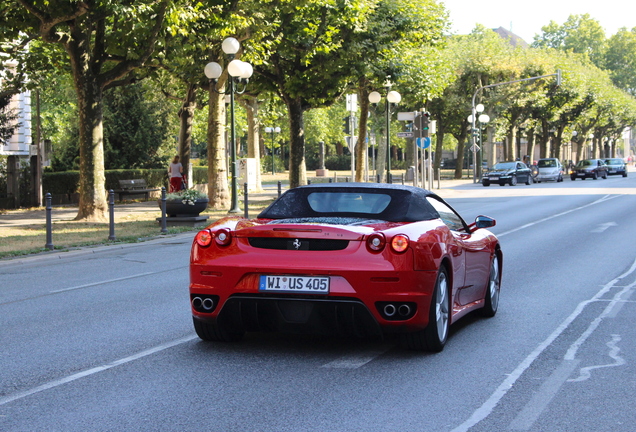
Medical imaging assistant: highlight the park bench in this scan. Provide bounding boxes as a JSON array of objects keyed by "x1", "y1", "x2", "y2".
[{"x1": 113, "y1": 179, "x2": 160, "y2": 201}]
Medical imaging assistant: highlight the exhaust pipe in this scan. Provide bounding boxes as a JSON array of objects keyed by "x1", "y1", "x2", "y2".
[
  {"x1": 202, "y1": 297, "x2": 214, "y2": 311},
  {"x1": 383, "y1": 304, "x2": 396, "y2": 317},
  {"x1": 398, "y1": 304, "x2": 411, "y2": 317},
  {"x1": 192, "y1": 297, "x2": 203, "y2": 310}
]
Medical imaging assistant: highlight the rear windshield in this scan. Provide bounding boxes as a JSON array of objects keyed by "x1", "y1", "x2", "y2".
[
  {"x1": 494, "y1": 162, "x2": 515, "y2": 170},
  {"x1": 605, "y1": 159, "x2": 622, "y2": 164},
  {"x1": 538, "y1": 159, "x2": 557, "y2": 168},
  {"x1": 308, "y1": 192, "x2": 391, "y2": 214}
]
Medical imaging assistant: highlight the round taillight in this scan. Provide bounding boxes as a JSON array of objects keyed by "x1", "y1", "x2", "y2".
[
  {"x1": 390, "y1": 234, "x2": 409, "y2": 253},
  {"x1": 366, "y1": 233, "x2": 386, "y2": 252},
  {"x1": 195, "y1": 230, "x2": 213, "y2": 247},
  {"x1": 214, "y1": 228, "x2": 232, "y2": 246}
]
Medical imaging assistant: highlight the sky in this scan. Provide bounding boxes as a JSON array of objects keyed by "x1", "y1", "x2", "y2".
[{"x1": 440, "y1": 0, "x2": 636, "y2": 44}]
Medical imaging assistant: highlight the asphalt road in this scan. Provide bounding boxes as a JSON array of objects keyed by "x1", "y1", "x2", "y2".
[{"x1": 1, "y1": 173, "x2": 635, "y2": 431}]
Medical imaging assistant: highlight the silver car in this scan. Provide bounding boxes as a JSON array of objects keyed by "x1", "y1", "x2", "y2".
[{"x1": 535, "y1": 158, "x2": 564, "y2": 183}]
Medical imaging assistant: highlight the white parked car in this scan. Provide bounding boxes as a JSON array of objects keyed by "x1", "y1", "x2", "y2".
[{"x1": 535, "y1": 158, "x2": 564, "y2": 182}]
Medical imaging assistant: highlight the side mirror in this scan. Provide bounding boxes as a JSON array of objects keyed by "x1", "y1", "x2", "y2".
[{"x1": 475, "y1": 215, "x2": 496, "y2": 229}]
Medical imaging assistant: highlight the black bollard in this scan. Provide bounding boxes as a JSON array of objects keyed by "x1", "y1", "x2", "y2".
[
  {"x1": 45, "y1": 193, "x2": 53, "y2": 250},
  {"x1": 243, "y1": 183, "x2": 249, "y2": 219},
  {"x1": 108, "y1": 190, "x2": 116, "y2": 241},
  {"x1": 277, "y1": 181, "x2": 282, "y2": 198},
  {"x1": 160, "y1": 187, "x2": 167, "y2": 234}
]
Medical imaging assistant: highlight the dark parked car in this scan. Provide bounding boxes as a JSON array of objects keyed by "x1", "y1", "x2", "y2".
[
  {"x1": 604, "y1": 158, "x2": 627, "y2": 177},
  {"x1": 570, "y1": 159, "x2": 608, "y2": 180},
  {"x1": 482, "y1": 161, "x2": 533, "y2": 186}
]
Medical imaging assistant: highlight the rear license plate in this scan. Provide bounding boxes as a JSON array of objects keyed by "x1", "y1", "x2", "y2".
[{"x1": 259, "y1": 275, "x2": 329, "y2": 294}]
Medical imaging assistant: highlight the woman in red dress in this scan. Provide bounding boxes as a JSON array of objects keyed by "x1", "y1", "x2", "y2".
[{"x1": 168, "y1": 155, "x2": 183, "y2": 192}]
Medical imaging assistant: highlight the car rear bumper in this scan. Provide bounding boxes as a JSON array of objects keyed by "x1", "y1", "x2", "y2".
[{"x1": 190, "y1": 266, "x2": 438, "y2": 334}]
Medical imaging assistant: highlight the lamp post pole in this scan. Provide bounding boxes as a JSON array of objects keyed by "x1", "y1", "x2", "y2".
[
  {"x1": 204, "y1": 37, "x2": 253, "y2": 214},
  {"x1": 228, "y1": 78, "x2": 240, "y2": 213},
  {"x1": 368, "y1": 77, "x2": 401, "y2": 184}
]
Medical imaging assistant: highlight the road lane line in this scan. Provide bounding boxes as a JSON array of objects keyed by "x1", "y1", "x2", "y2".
[
  {"x1": 321, "y1": 344, "x2": 393, "y2": 369},
  {"x1": 497, "y1": 194, "x2": 620, "y2": 238},
  {"x1": 450, "y1": 257, "x2": 636, "y2": 432},
  {"x1": 0, "y1": 335, "x2": 197, "y2": 407},
  {"x1": 508, "y1": 359, "x2": 581, "y2": 431},
  {"x1": 49, "y1": 266, "x2": 187, "y2": 294}
]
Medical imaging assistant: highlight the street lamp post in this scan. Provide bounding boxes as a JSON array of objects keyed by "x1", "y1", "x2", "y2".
[
  {"x1": 264, "y1": 126, "x2": 281, "y2": 175},
  {"x1": 468, "y1": 103, "x2": 489, "y2": 182},
  {"x1": 369, "y1": 78, "x2": 401, "y2": 183},
  {"x1": 204, "y1": 37, "x2": 253, "y2": 214},
  {"x1": 478, "y1": 110, "x2": 490, "y2": 171}
]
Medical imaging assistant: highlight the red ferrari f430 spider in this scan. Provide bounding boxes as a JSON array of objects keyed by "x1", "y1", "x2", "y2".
[{"x1": 190, "y1": 183, "x2": 502, "y2": 351}]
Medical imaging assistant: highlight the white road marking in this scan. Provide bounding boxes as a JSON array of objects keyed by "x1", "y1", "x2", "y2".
[
  {"x1": 322, "y1": 345, "x2": 393, "y2": 369},
  {"x1": 508, "y1": 359, "x2": 581, "y2": 431},
  {"x1": 49, "y1": 266, "x2": 186, "y2": 294},
  {"x1": 450, "y1": 257, "x2": 636, "y2": 432},
  {"x1": 568, "y1": 334, "x2": 625, "y2": 383},
  {"x1": 0, "y1": 335, "x2": 197, "y2": 407},
  {"x1": 591, "y1": 222, "x2": 617, "y2": 233}
]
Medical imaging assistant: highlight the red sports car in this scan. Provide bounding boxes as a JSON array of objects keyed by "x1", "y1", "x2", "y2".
[{"x1": 190, "y1": 183, "x2": 502, "y2": 351}]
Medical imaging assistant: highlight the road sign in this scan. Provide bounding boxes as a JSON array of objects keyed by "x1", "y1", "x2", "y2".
[
  {"x1": 417, "y1": 137, "x2": 431, "y2": 149},
  {"x1": 397, "y1": 132, "x2": 413, "y2": 138},
  {"x1": 397, "y1": 112, "x2": 415, "y2": 121},
  {"x1": 470, "y1": 144, "x2": 481, "y2": 152}
]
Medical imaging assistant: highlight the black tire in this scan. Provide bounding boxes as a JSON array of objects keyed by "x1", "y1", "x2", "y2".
[
  {"x1": 571, "y1": 176, "x2": 576, "y2": 181},
  {"x1": 510, "y1": 175, "x2": 517, "y2": 186},
  {"x1": 479, "y1": 254, "x2": 500, "y2": 317},
  {"x1": 400, "y1": 267, "x2": 450, "y2": 352},
  {"x1": 602, "y1": 171, "x2": 608, "y2": 179},
  {"x1": 592, "y1": 172, "x2": 597, "y2": 180},
  {"x1": 525, "y1": 175, "x2": 532, "y2": 185},
  {"x1": 483, "y1": 182, "x2": 490, "y2": 187},
  {"x1": 622, "y1": 171, "x2": 627, "y2": 177},
  {"x1": 193, "y1": 318, "x2": 245, "y2": 342}
]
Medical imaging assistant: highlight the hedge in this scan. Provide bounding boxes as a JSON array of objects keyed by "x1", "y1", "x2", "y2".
[{"x1": 42, "y1": 167, "x2": 209, "y2": 195}]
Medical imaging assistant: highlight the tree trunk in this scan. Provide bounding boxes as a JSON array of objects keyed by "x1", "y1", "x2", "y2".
[
  {"x1": 507, "y1": 125, "x2": 517, "y2": 161},
  {"x1": 69, "y1": 41, "x2": 107, "y2": 221},
  {"x1": 240, "y1": 95, "x2": 263, "y2": 191},
  {"x1": 207, "y1": 84, "x2": 230, "y2": 209},
  {"x1": 526, "y1": 130, "x2": 536, "y2": 164},
  {"x1": 286, "y1": 97, "x2": 307, "y2": 188},
  {"x1": 178, "y1": 84, "x2": 197, "y2": 186},
  {"x1": 355, "y1": 88, "x2": 370, "y2": 182}
]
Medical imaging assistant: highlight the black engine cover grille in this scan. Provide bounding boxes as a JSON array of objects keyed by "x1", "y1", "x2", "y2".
[{"x1": 248, "y1": 237, "x2": 349, "y2": 251}]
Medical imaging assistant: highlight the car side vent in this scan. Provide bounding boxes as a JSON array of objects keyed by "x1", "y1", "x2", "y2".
[{"x1": 248, "y1": 237, "x2": 349, "y2": 251}]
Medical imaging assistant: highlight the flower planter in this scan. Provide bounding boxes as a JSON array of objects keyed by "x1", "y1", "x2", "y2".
[{"x1": 159, "y1": 198, "x2": 209, "y2": 217}]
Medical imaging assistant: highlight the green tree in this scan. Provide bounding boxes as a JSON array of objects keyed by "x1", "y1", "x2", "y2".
[
  {"x1": 532, "y1": 14, "x2": 606, "y2": 68},
  {"x1": 103, "y1": 82, "x2": 176, "y2": 169},
  {"x1": 604, "y1": 28, "x2": 636, "y2": 95},
  {"x1": 253, "y1": 0, "x2": 375, "y2": 188},
  {"x1": 2, "y1": 0, "x2": 170, "y2": 221}
]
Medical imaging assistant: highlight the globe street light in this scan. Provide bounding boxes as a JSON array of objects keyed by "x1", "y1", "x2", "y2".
[
  {"x1": 204, "y1": 37, "x2": 253, "y2": 213},
  {"x1": 264, "y1": 126, "x2": 281, "y2": 175},
  {"x1": 369, "y1": 77, "x2": 401, "y2": 183}
]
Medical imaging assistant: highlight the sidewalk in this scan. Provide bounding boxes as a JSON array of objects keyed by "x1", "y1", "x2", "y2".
[{"x1": 0, "y1": 178, "x2": 477, "y2": 229}]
